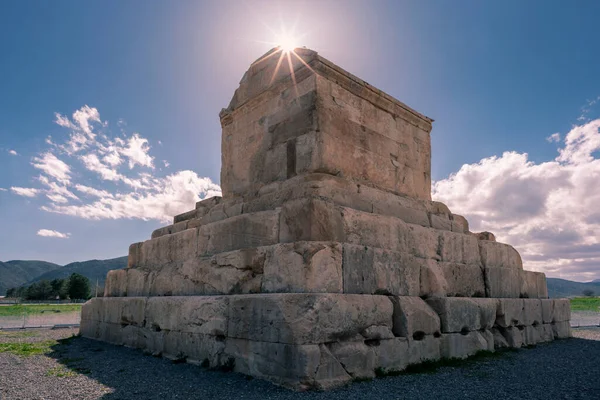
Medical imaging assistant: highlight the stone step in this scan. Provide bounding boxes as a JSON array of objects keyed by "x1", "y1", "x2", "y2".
[{"x1": 81, "y1": 294, "x2": 570, "y2": 390}]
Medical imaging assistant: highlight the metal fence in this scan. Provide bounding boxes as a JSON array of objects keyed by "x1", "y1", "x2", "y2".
[{"x1": 0, "y1": 305, "x2": 81, "y2": 329}]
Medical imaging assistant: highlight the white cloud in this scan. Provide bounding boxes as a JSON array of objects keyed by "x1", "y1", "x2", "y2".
[
  {"x1": 12, "y1": 105, "x2": 221, "y2": 225},
  {"x1": 0, "y1": 188, "x2": 7, "y2": 192},
  {"x1": 31, "y1": 152, "x2": 71, "y2": 184},
  {"x1": 80, "y1": 153, "x2": 122, "y2": 181},
  {"x1": 546, "y1": 133, "x2": 560, "y2": 143},
  {"x1": 44, "y1": 170, "x2": 221, "y2": 223},
  {"x1": 121, "y1": 133, "x2": 154, "y2": 169},
  {"x1": 8, "y1": 149, "x2": 17, "y2": 156},
  {"x1": 163, "y1": 160, "x2": 170, "y2": 168},
  {"x1": 433, "y1": 118, "x2": 600, "y2": 281},
  {"x1": 11, "y1": 187, "x2": 40, "y2": 197},
  {"x1": 75, "y1": 184, "x2": 113, "y2": 198},
  {"x1": 37, "y1": 229, "x2": 70, "y2": 239}
]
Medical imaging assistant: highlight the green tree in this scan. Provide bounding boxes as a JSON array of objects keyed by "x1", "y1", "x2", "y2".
[
  {"x1": 50, "y1": 278, "x2": 65, "y2": 299},
  {"x1": 67, "y1": 273, "x2": 91, "y2": 300},
  {"x1": 583, "y1": 289, "x2": 595, "y2": 297},
  {"x1": 5, "y1": 288, "x2": 15, "y2": 298}
]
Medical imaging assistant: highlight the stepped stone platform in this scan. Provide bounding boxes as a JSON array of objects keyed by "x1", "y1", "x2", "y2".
[{"x1": 80, "y1": 47, "x2": 571, "y2": 390}]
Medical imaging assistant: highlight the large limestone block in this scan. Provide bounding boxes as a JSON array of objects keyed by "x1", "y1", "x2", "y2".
[
  {"x1": 407, "y1": 335, "x2": 441, "y2": 364},
  {"x1": 426, "y1": 298, "x2": 497, "y2": 333},
  {"x1": 522, "y1": 325, "x2": 541, "y2": 346},
  {"x1": 497, "y1": 326, "x2": 524, "y2": 348},
  {"x1": 120, "y1": 297, "x2": 146, "y2": 326},
  {"x1": 279, "y1": 198, "x2": 344, "y2": 243},
  {"x1": 126, "y1": 268, "x2": 152, "y2": 296},
  {"x1": 541, "y1": 299, "x2": 555, "y2": 323},
  {"x1": 522, "y1": 299, "x2": 543, "y2": 326},
  {"x1": 140, "y1": 228, "x2": 198, "y2": 268},
  {"x1": 198, "y1": 210, "x2": 280, "y2": 256},
  {"x1": 423, "y1": 262, "x2": 485, "y2": 298},
  {"x1": 438, "y1": 231, "x2": 481, "y2": 265},
  {"x1": 328, "y1": 341, "x2": 376, "y2": 379},
  {"x1": 479, "y1": 241, "x2": 523, "y2": 269},
  {"x1": 440, "y1": 330, "x2": 491, "y2": 359},
  {"x1": 496, "y1": 299, "x2": 524, "y2": 328},
  {"x1": 121, "y1": 324, "x2": 148, "y2": 349},
  {"x1": 520, "y1": 271, "x2": 548, "y2": 299},
  {"x1": 390, "y1": 296, "x2": 441, "y2": 338},
  {"x1": 127, "y1": 242, "x2": 142, "y2": 268},
  {"x1": 342, "y1": 244, "x2": 420, "y2": 296},
  {"x1": 420, "y1": 259, "x2": 448, "y2": 298},
  {"x1": 172, "y1": 247, "x2": 266, "y2": 296},
  {"x1": 374, "y1": 338, "x2": 409, "y2": 373},
  {"x1": 553, "y1": 299, "x2": 571, "y2": 322},
  {"x1": 104, "y1": 269, "x2": 127, "y2": 297},
  {"x1": 341, "y1": 207, "x2": 439, "y2": 260},
  {"x1": 538, "y1": 324, "x2": 555, "y2": 343},
  {"x1": 225, "y1": 338, "x2": 321, "y2": 391},
  {"x1": 227, "y1": 293, "x2": 393, "y2": 345},
  {"x1": 262, "y1": 242, "x2": 342, "y2": 293},
  {"x1": 314, "y1": 345, "x2": 352, "y2": 390},
  {"x1": 144, "y1": 296, "x2": 229, "y2": 336},
  {"x1": 163, "y1": 331, "x2": 226, "y2": 366},
  {"x1": 484, "y1": 266, "x2": 521, "y2": 298}
]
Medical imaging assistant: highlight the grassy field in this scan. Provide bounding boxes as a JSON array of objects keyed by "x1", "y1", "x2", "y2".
[
  {"x1": 570, "y1": 297, "x2": 600, "y2": 312},
  {"x1": 0, "y1": 304, "x2": 82, "y2": 317}
]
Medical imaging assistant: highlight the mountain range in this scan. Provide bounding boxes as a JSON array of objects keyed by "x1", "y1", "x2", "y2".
[
  {"x1": 1, "y1": 257, "x2": 598, "y2": 298},
  {"x1": 0, "y1": 256, "x2": 127, "y2": 295}
]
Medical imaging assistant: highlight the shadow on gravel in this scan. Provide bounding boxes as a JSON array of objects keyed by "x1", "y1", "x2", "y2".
[{"x1": 47, "y1": 335, "x2": 600, "y2": 400}]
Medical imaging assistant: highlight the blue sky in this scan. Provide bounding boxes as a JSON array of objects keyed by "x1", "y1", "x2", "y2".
[{"x1": 1, "y1": 1, "x2": 599, "y2": 281}]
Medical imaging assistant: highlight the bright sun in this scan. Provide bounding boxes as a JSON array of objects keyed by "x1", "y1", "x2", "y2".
[{"x1": 277, "y1": 34, "x2": 298, "y2": 52}]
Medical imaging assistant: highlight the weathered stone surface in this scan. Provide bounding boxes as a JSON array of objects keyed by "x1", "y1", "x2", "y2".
[
  {"x1": 496, "y1": 299, "x2": 524, "y2": 328},
  {"x1": 440, "y1": 330, "x2": 491, "y2": 359},
  {"x1": 342, "y1": 244, "x2": 420, "y2": 296},
  {"x1": 522, "y1": 299, "x2": 542, "y2": 326},
  {"x1": 475, "y1": 232, "x2": 496, "y2": 241},
  {"x1": 437, "y1": 262, "x2": 485, "y2": 298},
  {"x1": 227, "y1": 294, "x2": 393, "y2": 345},
  {"x1": 198, "y1": 210, "x2": 280, "y2": 256},
  {"x1": 127, "y1": 242, "x2": 142, "y2": 267},
  {"x1": 163, "y1": 331, "x2": 226, "y2": 366},
  {"x1": 314, "y1": 345, "x2": 352, "y2": 390},
  {"x1": 374, "y1": 338, "x2": 409, "y2": 373},
  {"x1": 438, "y1": 231, "x2": 481, "y2": 265},
  {"x1": 479, "y1": 241, "x2": 523, "y2": 269},
  {"x1": 407, "y1": 335, "x2": 441, "y2": 364},
  {"x1": 145, "y1": 296, "x2": 229, "y2": 336},
  {"x1": 420, "y1": 259, "x2": 448, "y2": 298},
  {"x1": 139, "y1": 228, "x2": 197, "y2": 268},
  {"x1": 426, "y1": 298, "x2": 497, "y2": 333},
  {"x1": 553, "y1": 299, "x2": 571, "y2": 322},
  {"x1": 104, "y1": 269, "x2": 127, "y2": 297},
  {"x1": 225, "y1": 338, "x2": 321, "y2": 390},
  {"x1": 521, "y1": 271, "x2": 548, "y2": 299},
  {"x1": 262, "y1": 242, "x2": 342, "y2": 293},
  {"x1": 541, "y1": 299, "x2": 555, "y2": 323},
  {"x1": 279, "y1": 198, "x2": 344, "y2": 243},
  {"x1": 451, "y1": 215, "x2": 469, "y2": 234},
  {"x1": 484, "y1": 266, "x2": 521, "y2": 298},
  {"x1": 430, "y1": 214, "x2": 451, "y2": 232},
  {"x1": 328, "y1": 341, "x2": 376, "y2": 379},
  {"x1": 390, "y1": 296, "x2": 441, "y2": 338}
]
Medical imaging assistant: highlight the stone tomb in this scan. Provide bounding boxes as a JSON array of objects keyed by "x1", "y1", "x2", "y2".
[{"x1": 80, "y1": 47, "x2": 571, "y2": 390}]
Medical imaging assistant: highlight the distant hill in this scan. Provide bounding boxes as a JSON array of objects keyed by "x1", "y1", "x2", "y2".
[
  {"x1": 547, "y1": 278, "x2": 600, "y2": 298},
  {"x1": 593, "y1": 279, "x2": 600, "y2": 283},
  {"x1": 0, "y1": 260, "x2": 61, "y2": 295},
  {"x1": 26, "y1": 256, "x2": 128, "y2": 289}
]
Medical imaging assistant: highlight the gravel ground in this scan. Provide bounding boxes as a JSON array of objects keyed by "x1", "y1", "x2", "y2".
[{"x1": 1, "y1": 327, "x2": 599, "y2": 400}]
